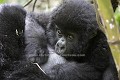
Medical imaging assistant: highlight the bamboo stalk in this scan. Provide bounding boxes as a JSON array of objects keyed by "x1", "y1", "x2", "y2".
[{"x1": 95, "y1": 0, "x2": 120, "y2": 70}]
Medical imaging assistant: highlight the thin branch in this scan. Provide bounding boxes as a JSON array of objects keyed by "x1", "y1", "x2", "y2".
[
  {"x1": 24, "y1": 0, "x2": 33, "y2": 7},
  {"x1": 32, "y1": 0, "x2": 37, "y2": 12},
  {"x1": 93, "y1": 0, "x2": 105, "y2": 32}
]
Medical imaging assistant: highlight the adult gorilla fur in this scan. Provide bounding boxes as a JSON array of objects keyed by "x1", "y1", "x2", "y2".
[
  {"x1": 7, "y1": 11, "x2": 51, "y2": 80},
  {"x1": 25, "y1": 12, "x2": 50, "y2": 65},
  {"x1": 0, "y1": 4, "x2": 26, "y2": 79},
  {"x1": 0, "y1": 4, "x2": 51, "y2": 80}
]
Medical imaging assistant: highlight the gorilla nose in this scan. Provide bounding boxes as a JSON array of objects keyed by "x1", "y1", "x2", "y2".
[{"x1": 57, "y1": 43, "x2": 65, "y2": 49}]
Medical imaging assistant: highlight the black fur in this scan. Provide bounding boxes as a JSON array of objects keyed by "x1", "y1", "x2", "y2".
[
  {"x1": 0, "y1": 0, "x2": 119, "y2": 80},
  {"x1": 24, "y1": 12, "x2": 50, "y2": 65},
  {"x1": 48, "y1": 0, "x2": 119, "y2": 80},
  {"x1": 7, "y1": 12, "x2": 51, "y2": 80},
  {"x1": 0, "y1": 4, "x2": 26, "y2": 79}
]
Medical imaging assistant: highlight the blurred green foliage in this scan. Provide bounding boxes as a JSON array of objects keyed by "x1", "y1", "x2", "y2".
[
  {"x1": 114, "y1": 6, "x2": 120, "y2": 29},
  {"x1": 0, "y1": 0, "x2": 6, "y2": 3},
  {"x1": 0, "y1": 0, "x2": 62, "y2": 12}
]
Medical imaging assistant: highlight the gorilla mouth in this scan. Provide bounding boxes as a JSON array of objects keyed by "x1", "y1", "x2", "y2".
[{"x1": 55, "y1": 46, "x2": 66, "y2": 55}]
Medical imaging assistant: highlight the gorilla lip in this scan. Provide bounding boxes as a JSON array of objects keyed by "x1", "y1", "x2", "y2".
[{"x1": 55, "y1": 46, "x2": 66, "y2": 55}]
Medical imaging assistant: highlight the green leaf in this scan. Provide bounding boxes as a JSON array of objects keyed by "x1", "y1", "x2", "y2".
[
  {"x1": 0, "y1": 0, "x2": 6, "y2": 3},
  {"x1": 114, "y1": 6, "x2": 120, "y2": 27}
]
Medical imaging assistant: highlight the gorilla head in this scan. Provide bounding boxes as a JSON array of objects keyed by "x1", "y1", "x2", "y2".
[
  {"x1": 0, "y1": 4, "x2": 26, "y2": 79},
  {"x1": 0, "y1": 4, "x2": 26, "y2": 36},
  {"x1": 50, "y1": 0, "x2": 99, "y2": 62},
  {"x1": 0, "y1": 4, "x2": 26, "y2": 64}
]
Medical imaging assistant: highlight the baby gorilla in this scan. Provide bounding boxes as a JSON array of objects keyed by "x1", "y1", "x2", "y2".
[{"x1": 48, "y1": 0, "x2": 119, "y2": 80}]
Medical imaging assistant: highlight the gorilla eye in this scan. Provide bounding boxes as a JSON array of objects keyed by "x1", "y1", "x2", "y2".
[
  {"x1": 67, "y1": 35, "x2": 74, "y2": 41},
  {"x1": 57, "y1": 30, "x2": 62, "y2": 37},
  {"x1": 57, "y1": 30, "x2": 61, "y2": 34}
]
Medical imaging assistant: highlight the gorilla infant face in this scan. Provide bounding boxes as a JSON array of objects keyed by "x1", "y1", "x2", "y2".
[{"x1": 55, "y1": 26, "x2": 79, "y2": 57}]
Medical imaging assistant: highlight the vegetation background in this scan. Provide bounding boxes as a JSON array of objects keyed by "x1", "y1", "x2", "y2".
[{"x1": 0, "y1": 0, "x2": 120, "y2": 79}]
